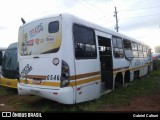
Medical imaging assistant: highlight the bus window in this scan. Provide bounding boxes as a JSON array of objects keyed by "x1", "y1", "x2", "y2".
[
  {"x1": 73, "y1": 24, "x2": 97, "y2": 59},
  {"x1": 123, "y1": 39, "x2": 132, "y2": 49},
  {"x1": 48, "y1": 21, "x2": 59, "y2": 33},
  {"x1": 138, "y1": 44, "x2": 143, "y2": 57},
  {"x1": 112, "y1": 36, "x2": 124, "y2": 58},
  {"x1": 123, "y1": 39, "x2": 133, "y2": 60},
  {"x1": 143, "y1": 46, "x2": 147, "y2": 57},
  {"x1": 2, "y1": 47, "x2": 18, "y2": 79},
  {"x1": 132, "y1": 42, "x2": 139, "y2": 57}
]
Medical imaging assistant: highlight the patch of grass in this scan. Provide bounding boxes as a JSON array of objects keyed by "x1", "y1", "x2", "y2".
[
  {"x1": 70, "y1": 70, "x2": 160, "y2": 111},
  {"x1": 149, "y1": 70, "x2": 160, "y2": 77},
  {"x1": 0, "y1": 86, "x2": 17, "y2": 96}
]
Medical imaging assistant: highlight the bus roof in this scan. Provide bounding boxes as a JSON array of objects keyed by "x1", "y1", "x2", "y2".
[
  {"x1": 20, "y1": 13, "x2": 150, "y2": 48},
  {"x1": 7, "y1": 42, "x2": 17, "y2": 49}
]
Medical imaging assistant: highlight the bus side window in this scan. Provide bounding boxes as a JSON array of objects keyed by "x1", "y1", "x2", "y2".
[
  {"x1": 73, "y1": 24, "x2": 97, "y2": 59},
  {"x1": 75, "y1": 43, "x2": 84, "y2": 57},
  {"x1": 0, "y1": 51, "x2": 2, "y2": 65},
  {"x1": 112, "y1": 36, "x2": 124, "y2": 58}
]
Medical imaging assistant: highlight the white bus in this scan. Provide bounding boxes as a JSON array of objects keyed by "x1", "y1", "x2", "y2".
[
  {"x1": 17, "y1": 13, "x2": 152, "y2": 104},
  {"x1": 0, "y1": 42, "x2": 18, "y2": 88}
]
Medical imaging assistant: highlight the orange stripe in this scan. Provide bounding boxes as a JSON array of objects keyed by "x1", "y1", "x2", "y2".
[
  {"x1": 20, "y1": 79, "x2": 60, "y2": 87},
  {"x1": 70, "y1": 71, "x2": 100, "y2": 80},
  {"x1": 25, "y1": 75, "x2": 47, "y2": 79}
]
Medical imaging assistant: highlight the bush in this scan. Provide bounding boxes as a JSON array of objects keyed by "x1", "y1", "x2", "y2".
[{"x1": 153, "y1": 60, "x2": 160, "y2": 70}]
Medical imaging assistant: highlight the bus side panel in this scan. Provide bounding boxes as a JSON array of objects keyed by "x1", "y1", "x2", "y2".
[{"x1": 75, "y1": 60, "x2": 101, "y2": 103}]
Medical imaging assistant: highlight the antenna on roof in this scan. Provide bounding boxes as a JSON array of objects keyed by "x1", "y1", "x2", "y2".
[{"x1": 21, "y1": 18, "x2": 26, "y2": 24}]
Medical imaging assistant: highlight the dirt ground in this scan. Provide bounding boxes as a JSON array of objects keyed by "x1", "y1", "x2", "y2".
[
  {"x1": 0, "y1": 94, "x2": 160, "y2": 112},
  {"x1": 0, "y1": 95, "x2": 19, "y2": 111},
  {"x1": 99, "y1": 94, "x2": 160, "y2": 111}
]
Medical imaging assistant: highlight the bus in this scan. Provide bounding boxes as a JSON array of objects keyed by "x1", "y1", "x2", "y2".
[
  {"x1": 0, "y1": 42, "x2": 18, "y2": 88},
  {"x1": 0, "y1": 47, "x2": 6, "y2": 74},
  {"x1": 17, "y1": 13, "x2": 152, "y2": 104}
]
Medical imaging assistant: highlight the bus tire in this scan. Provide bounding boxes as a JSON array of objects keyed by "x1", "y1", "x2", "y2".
[
  {"x1": 124, "y1": 70, "x2": 130, "y2": 83},
  {"x1": 115, "y1": 72, "x2": 123, "y2": 88}
]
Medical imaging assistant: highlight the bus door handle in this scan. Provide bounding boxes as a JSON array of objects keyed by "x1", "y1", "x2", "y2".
[{"x1": 33, "y1": 56, "x2": 39, "y2": 59}]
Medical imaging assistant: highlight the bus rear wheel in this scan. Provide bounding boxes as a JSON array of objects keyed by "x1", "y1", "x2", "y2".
[
  {"x1": 124, "y1": 71, "x2": 130, "y2": 83},
  {"x1": 115, "y1": 73, "x2": 123, "y2": 88}
]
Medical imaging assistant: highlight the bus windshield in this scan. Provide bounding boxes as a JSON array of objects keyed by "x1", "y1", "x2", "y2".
[{"x1": 2, "y1": 47, "x2": 17, "y2": 79}]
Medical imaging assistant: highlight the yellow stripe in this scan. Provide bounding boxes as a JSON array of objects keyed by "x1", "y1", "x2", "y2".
[
  {"x1": 76, "y1": 71, "x2": 100, "y2": 79},
  {"x1": 0, "y1": 77, "x2": 17, "y2": 88},
  {"x1": 69, "y1": 81, "x2": 76, "y2": 86},
  {"x1": 113, "y1": 62, "x2": 152, "y2": 75},
  {"x1": 76, "y1": 75, "x2": 100, "y2": 85},
  {"x1": 43, "y1": 81, "x2": 60, "y2": 86}
]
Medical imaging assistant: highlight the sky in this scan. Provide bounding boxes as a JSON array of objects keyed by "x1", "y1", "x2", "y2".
[{"x1": 0, "y1": 0, "x2": 160, "y2": 51}]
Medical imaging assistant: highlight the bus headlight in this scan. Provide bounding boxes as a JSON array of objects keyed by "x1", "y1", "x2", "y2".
[{"x1": 61, "y1": 60, "x2": 70, "y2": 87}]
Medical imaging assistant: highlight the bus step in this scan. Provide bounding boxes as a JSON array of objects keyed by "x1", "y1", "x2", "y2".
[{"x1": 100, "y1": 89, "x2": 112, "y2": 96}]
